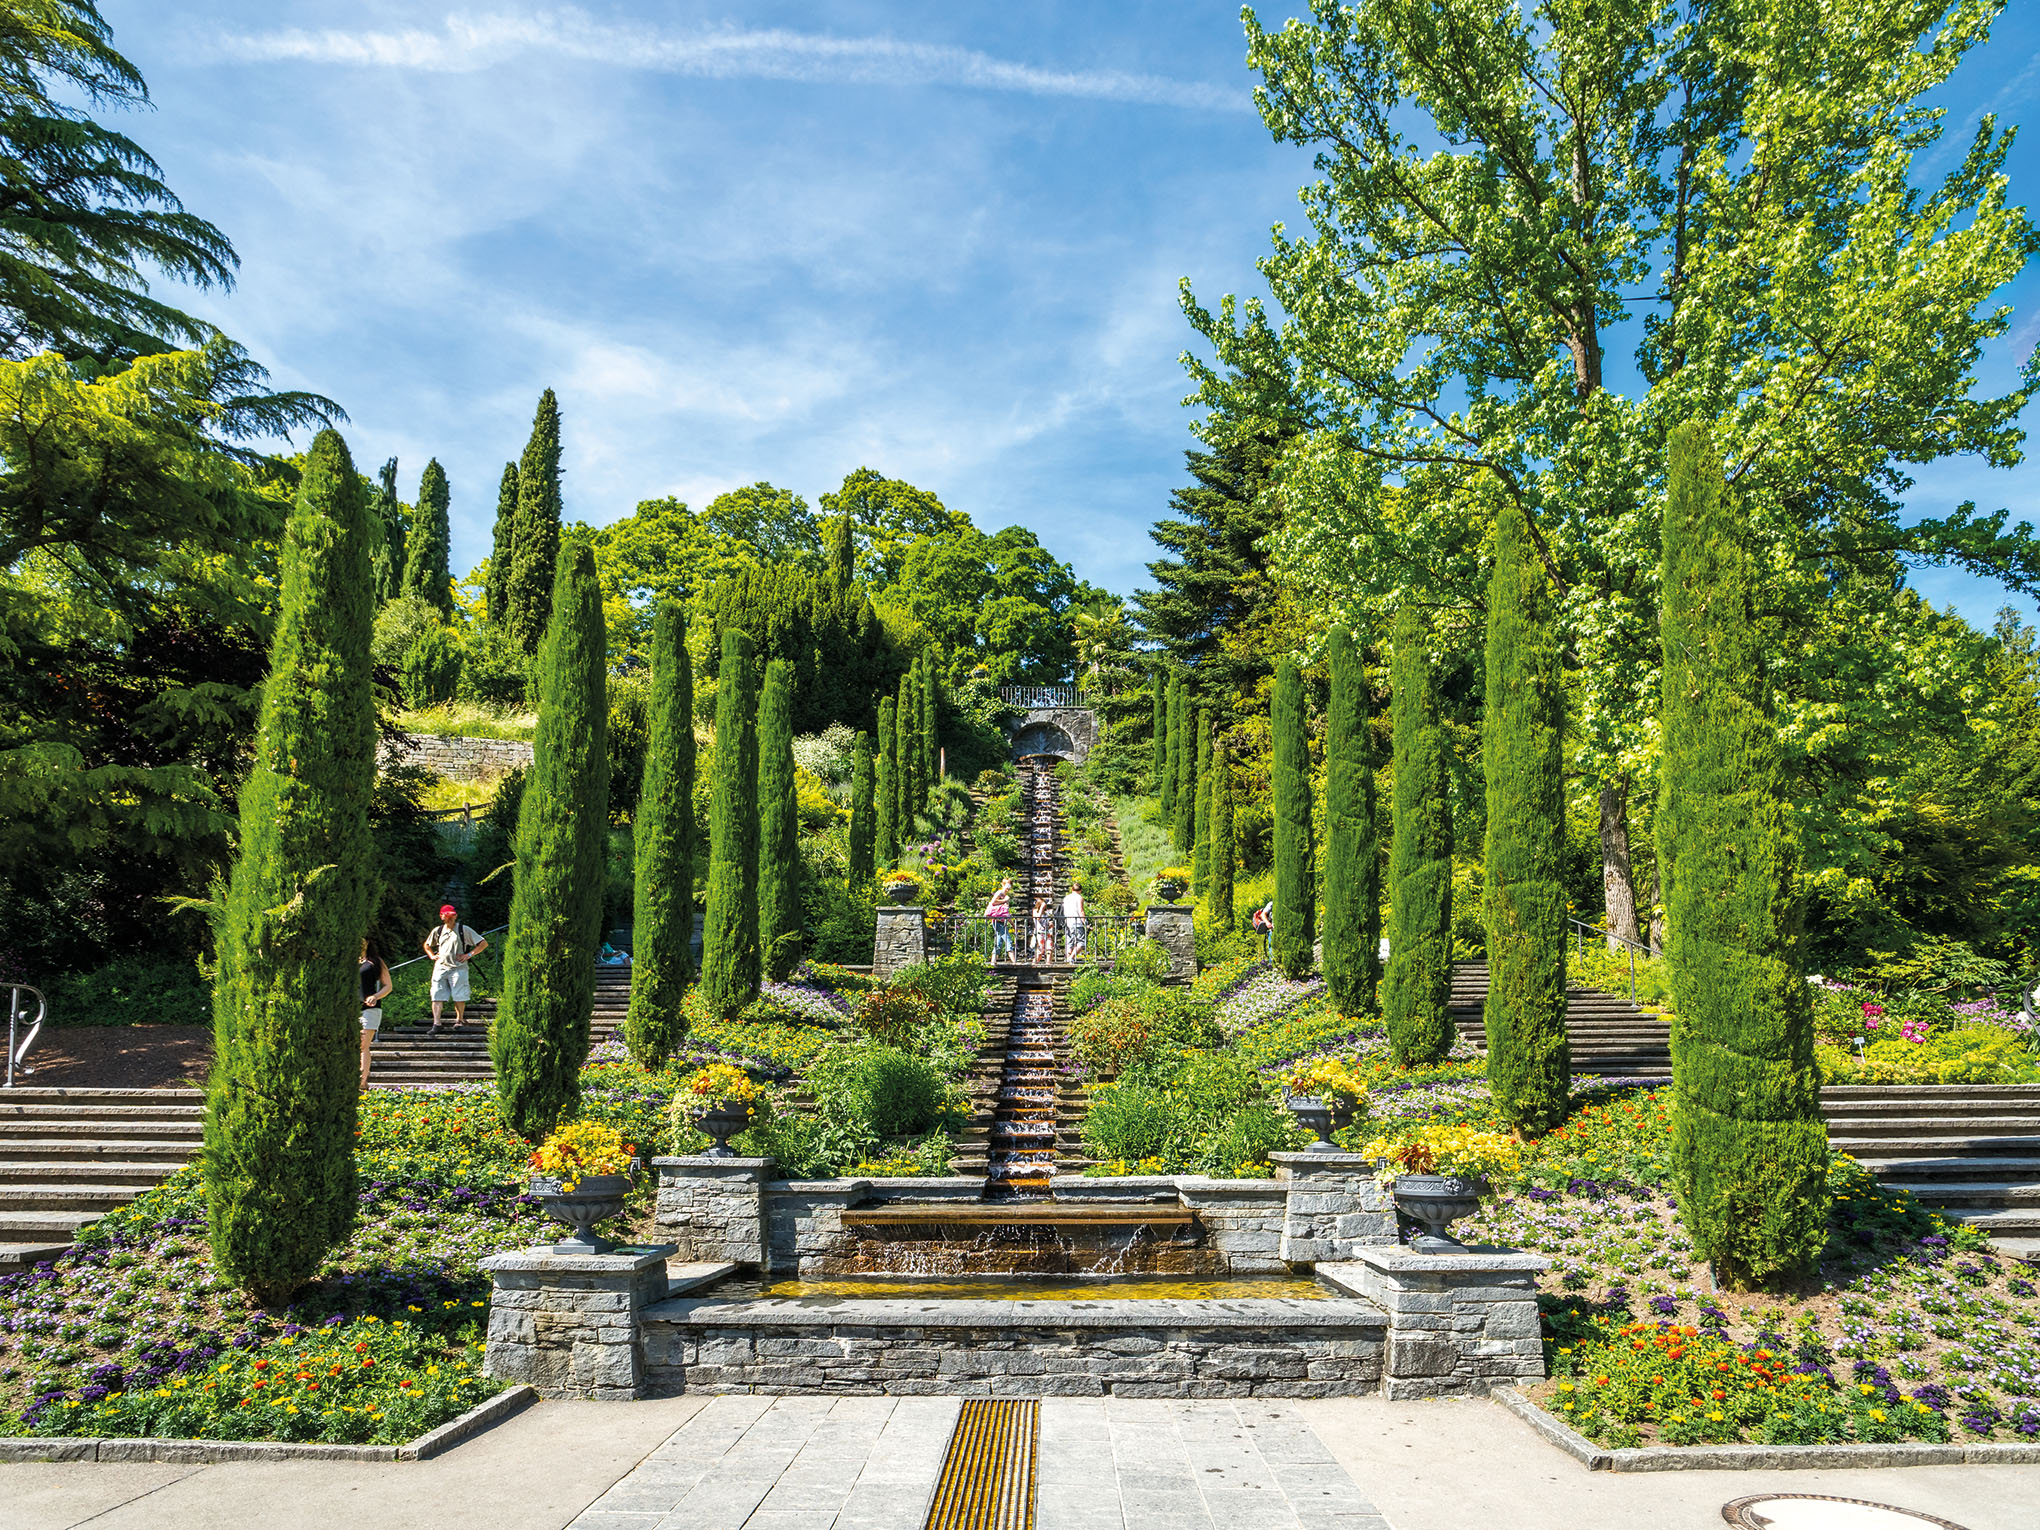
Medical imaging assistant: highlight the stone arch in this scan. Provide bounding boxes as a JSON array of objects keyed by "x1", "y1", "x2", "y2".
[{"x1": 1012, "y1": 720, "x2": 1078, "y2": 761}]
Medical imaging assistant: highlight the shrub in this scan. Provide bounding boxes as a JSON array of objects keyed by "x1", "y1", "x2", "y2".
[
  {"x1": 1066, "y1": 988, "x2": 1219, "y2": 1078},
  {"x1": 400, "y1": 622, "x2": 462, "y2": 708},
  {"x1": 1113, "y1": 939, "x2": 1173, "y2": 985},
  {"x1": 854, "y1": 987, "x2": 939, "y2": 1048},
  {"x1": 889, "y1": 953, "x2": 993, "y2": 1022},
  {"x1": 810, "y1": 1044, "x2": 946, "y2": 1138},
  {"x1": 45, "y1": 957, "x2": 207, "y2": 1027},
  {"x1": 1082, "y1": 1083, "x2": 1178, "y2": 1163}
]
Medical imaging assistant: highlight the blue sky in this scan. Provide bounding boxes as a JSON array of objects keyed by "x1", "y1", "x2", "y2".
[{"x1": 110, "y1": 3, "x2": 2039, "y2": 625}]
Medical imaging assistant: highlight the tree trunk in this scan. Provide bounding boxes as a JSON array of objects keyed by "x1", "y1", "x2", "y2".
[{"x1": 1599, "y1": 779, "x2": 1641, "y2": 952}]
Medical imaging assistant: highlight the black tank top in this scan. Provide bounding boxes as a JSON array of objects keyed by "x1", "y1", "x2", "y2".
[{"x1": 360, "y1": 958, "x2": 380, "y2": 1002}]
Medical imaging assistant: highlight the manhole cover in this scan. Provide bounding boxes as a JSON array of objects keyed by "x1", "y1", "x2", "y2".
[{"x1": 1722, "y1": 1496, "x2": 1971, "y2": 1530}]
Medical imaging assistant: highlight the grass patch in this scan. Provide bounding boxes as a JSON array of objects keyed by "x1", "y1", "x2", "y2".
[
  {"x1": 392, "y1": 704, "x2": 537, "y2": 741},
  {"x1": 1113, "y1": 794, "x2": 1176, "y2": 893}
]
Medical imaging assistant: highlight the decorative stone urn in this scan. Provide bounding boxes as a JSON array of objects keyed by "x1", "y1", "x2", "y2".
[
  {"x1": 882, "y1": 880, "x2": 920, "y2": 905},
  {"x1": 529, "y1": 1171, "x2": 635, "y2": 1254},
  {"x1": 1151, "y1": 876, "x2": 1188, "y2": 902},
  {"x1": 1285, "y1": 1094, "x2": 1357, "y2": 1152},
  {"x1": 1390, "y1": 1173, "x2": 1488, "y2": 1252},
  {"x1": 690, "y1": 1101, "x2": 754, "y2": 1159}
]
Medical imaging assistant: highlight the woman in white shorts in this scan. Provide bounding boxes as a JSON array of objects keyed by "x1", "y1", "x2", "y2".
[{"x1": 359, "y1": 938, "x2": 392, "y2": 1091}]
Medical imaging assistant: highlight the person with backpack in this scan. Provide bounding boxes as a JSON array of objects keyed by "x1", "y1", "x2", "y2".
[{"x1": 422, "y1": 904, "x2": 488, "y2": 1032}]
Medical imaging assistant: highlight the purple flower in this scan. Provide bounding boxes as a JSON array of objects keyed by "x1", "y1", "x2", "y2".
[{"x1": 1649, "y1": 1295, "x2": 1679, "y2": 1318}]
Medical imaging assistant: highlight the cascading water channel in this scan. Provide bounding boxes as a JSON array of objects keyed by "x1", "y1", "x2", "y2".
[{"x1": 984, "y1": 759, "x2": 1070, "y2": 1199}]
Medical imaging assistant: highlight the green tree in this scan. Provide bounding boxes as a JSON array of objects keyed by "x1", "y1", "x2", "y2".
[
  {"x1": 491, "y1": 536, "x2": 609, "y2": 1139},
  {"x1": 367, "y1": 457, "x2": 404, "y2": 606},
  {"x1": 826, "y1": 512, "x2": 855, "y2": 594},
  {"x1": 1270, "y1": 657, "x2": 1314, "y2": 978},
  {"x1": 1150, "y1": 674, "x2": 1167, "y2": 794},
  {"x1": 1482, "y1": 500, "x2": 1569, "y2": 1134},
  {"x1": 897, "y1": 669, "x2": 920, "y2": 829},
  {"x1": 1161, "y1": 674, "x2": 1181, "y2": 820},
  {"x1": 1661, "y1": 422, "x2": 1827, "y2": 1288},
  {"x1": 486, "y1": 461, "x2": 517, "y2": 625},
  {"x1": 704, "y1": 481, "x2": 821, "y2": 569},
  {"x1": 506, "y1": 389, "x2": 563, "y2": 654},
  {"x1": 1207, "y1": 739, "x2": 1236, "y2": 931},
  {"x1": 700, "y1": 629, "x2": 761, "y2": 1017},
  {"x1": 401, "y1": 458, "x2": 452, "y2": 616},
  {"x1": 399, "y1": 621, "x2": 461, "y2": 707},
  {"x1": 625, "y1": 602, "x2": 695, "y2": 1067},
  {"x1": 758, "y1": 656, "x2": 801, "y2": 979},
  {"x1": 920, "y1": 653, "x2": 938, "y2": 787},
  {"x1": 1191, "y1": 710, "x2": 1211, "y2": 890},
  {"x1": 848, "y1": 730, "x2": 876, "y2": 883},
  {"x1": 875, "y1": 695, "x2": 898, "y2": 868},
  {"x1": 203, "y1": 428, "x2": 374, "y2": 1304},
  {"x1": 1383, "y1": 606, "x2": 1454, "y2": 1063},
  {"x1": 1323, "y1": 628, "x2": 1380, "y2": 1015}
]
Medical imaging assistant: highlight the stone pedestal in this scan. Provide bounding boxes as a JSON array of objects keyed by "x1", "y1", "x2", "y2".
[
  {"x1": 1143, "y1": 903, "x2": 1196, "y2": 983},
  {"x1": 873, "y1": 906, "x2": 927, "y2": 978},
  {"x1": 480, "y1": 1245, "x2": 675, "y2": 1400},
  {"x1": 653, "y1": 1157, "x2": 774, "y2": 1267},
  {"x1": 1270, "y1": 1152, "x2": 1396, "y2": 1263},
  {"x1": 1338, "y1": 1245, "x2": 1550, "y2": 1399}
]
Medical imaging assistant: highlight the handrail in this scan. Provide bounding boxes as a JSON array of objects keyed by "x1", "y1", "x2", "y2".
[
  {"x1": 998, "y1": 684, "x2": 1079, "y2": 710},
  {"x1": 1567, "y1": 918, "x2": 1657, "y2": 1004},
  {"x1": 387, "y1": 923, "x2": 510, "y2": 973},
  {"x1": 5, "y1": 983, "x2": 45, "y2": 1088}
]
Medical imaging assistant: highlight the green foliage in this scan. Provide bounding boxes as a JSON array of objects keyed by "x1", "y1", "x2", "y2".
[
  {"x1": 1270, "y1": 657, "x2": 1314, "y2": 978},
  {"x1": 399, "y1": 621, "x2": 461, "y2": 709},
  {"x1": 875, "y1": 695, "x2": 898, "y2": 867},
  {"x1": 1659, "y1": 422, "x2": 1827, "y2": 1289},
  {"x1": 897, "y1": 668, "x2": 921, "y2": 825},
  {"x1": 1150, "y1": 675, "x2": 1167, "y2": 793},
  {"x1": 847, "y1": 730, "x2": 876, "y2": 883},
  {"x1": 700, "y1": 629, "x2": 761, "y2": 1018},
  {"x1": 1082, "y1": 1051, "x2": 1298, "y2": 1177},
  {"x1": 1323, "y1": 628, "x2": 1378, "y2": 1015},
  {"x1": 1383, "y1": 605, "x2": 1455, "y2": 1064},
  {"x1": 606, "y1": 673, "x2": 649, "y2": 818},
  {"x1": 758, "y1": 657, "x2": 802, "y2": 980},
  {"x1": 1482, "y1": 500, "x2": 1569, "y2": 1134},
  {"x1": 626, "y1": 603, "x2": 695, "y2": 1067},
  {"x1": 1191, "y1": 709, "x2": 1211, "y2": 889},
  {"x1": 700, "y1": 558, "x2": 896, "y2": 734},
  {"x1": 1161, "y1": 674, "x2": 1180, "y2": 820},
  {"x1": 455, "y1": 619, "x2": 528, "y2": 709},
  {"x1": 1066, "y1": 985, "x2": 1220, "y2": 1078},
  {"x1": 492, "y1": 537, "x2": 609, "y2": 1140},
  {"x1": 467, "y1": 766, "x2": 525, "y2": 929},
  {"x1": 1207, "y1": 740, "x2": 1236, "y2": 932},
  {"x1": 808, "y1": 1043, "x2": 946, "y2": 1139},
  {"x1": 400, "y1": 459, "x2": 453, "y2": 615},
  {"x1": 505, "y1": 390, "x2": 562, "y2": 654},
  {"x1": 46, "y1": 953, "x2": 207, "y2": 1027},
  {"x1": 486, "y1": 461, "x2": 517, "y2": 625},
  {"x1": 204, "y1": 429, "x2": 375, "y2": 1305},
  {"x1": 888, "y1": 952, "x2": 995, "y2": 1023}
]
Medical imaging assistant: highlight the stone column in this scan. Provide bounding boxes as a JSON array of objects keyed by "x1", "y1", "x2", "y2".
[
  {"x1": 1340, "y1": 1245, "x2": 1550, "y2": 1399},
  {"x1": 1270, "y1": 1151, "x2": 1396, "y2": 1263},
  {"x1": 479, "y1": 1245, "x2": 675, "y2": 1400},
  {"x1": 873, "y1": 905, "x2": 927, "y2": 978},
  {"x1": 652, "y1": 1156, "x2": 773, "y2": 1267},
  {"x1": 1142, "y1": 903, "x2": 1196, "y2": 983}
]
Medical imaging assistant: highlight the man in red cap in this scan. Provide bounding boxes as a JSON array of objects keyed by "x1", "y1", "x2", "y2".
[{"x1": 422, "y1": 904, "x2": 488, "y2": 1033}]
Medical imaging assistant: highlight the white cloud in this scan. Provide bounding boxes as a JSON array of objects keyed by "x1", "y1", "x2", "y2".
[{"x1": 205, "y1": 9, "x2": 1251, "y2": 113}]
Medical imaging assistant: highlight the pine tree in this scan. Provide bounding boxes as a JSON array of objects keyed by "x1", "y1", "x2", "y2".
[
  {"x1": 1207, "y1": 739, "x2": 1235, "y2": 931},
  {"x1": 1324, "y1": 628, "x2": 1381, "y2": 1015},
  {"x1": 826, "y1": 512, "x2": 855, "y2": 594},
  {"x1": 1383, "y1": 606, "x2": 1456, "y2": 1064},
  {"x1": 1150, "y1": 675, "x2": 1168, "y2": 794},
  {"x1": 848, "y1": 731, "x2": 876, "y2": 882},
  {"x1": 1191, "y1": 711, "x2": 1211, "y2": 890},
  {"x1": 1660, "y1": 421, "x2": 1828, "y2": 1288},
  {"x1": 625, "y1": 602, "x2": 695, "y2": 1067},
  {"x1": 875, "y1": 696, "x2": 898, "y2": 868},
  {"x1": 204, "y1": 428, "x2": 376, "y2": 1304},
  {"x1": 1271, "y1": 658, "x2": 1315, "y2": 978},
  {"x1": 487, "y1": 462, "x2": 518, "y2": 624},
  {"x1": 506, "y1": 389, "x2": 563, "y2": 654},
  {"x1": 401, "y1": 458, "x2": 453, "y2": 616},
  {"x1": 701, "y1": 629, "x2": 762, "y2": 1018},
  {"x1": 1482, "y1": 501, "x2": 1570, "y2": 1133},
  {"x1": 758, "y1": 657, "x2": 802, "y2": 979},
  {"x1": 492, "y1": 536, "x2": 609, "y2": 1138}
]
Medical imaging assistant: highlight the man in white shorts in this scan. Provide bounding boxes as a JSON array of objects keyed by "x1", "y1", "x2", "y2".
[
  {"x1": 423, "y1": 904, "x2": 488, "y2": 1032},
  {"x1": 1061, "y1": 884, "x2": 1087, "y2": 959}
]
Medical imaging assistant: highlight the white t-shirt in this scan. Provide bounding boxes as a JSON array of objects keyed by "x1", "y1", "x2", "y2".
[
  {"x1": 427, "y1": 923, "x2": 483, "y2": 975},
  {"x1": 1061, "y1": 890, "x2": 1085, "y2": 922}
]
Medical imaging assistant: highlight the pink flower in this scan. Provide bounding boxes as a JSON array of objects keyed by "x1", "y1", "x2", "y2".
[
  {"x1": 1863, "y1": 1015, "x2": 1880, "y2": 1030},
  {"x1": 1861, "y1": 1002, "x2": 1885, "y2": 1018}
]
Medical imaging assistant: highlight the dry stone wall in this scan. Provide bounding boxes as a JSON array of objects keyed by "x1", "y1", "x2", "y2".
[{"x1": 380, "y1": 731, "x2": 532, "y2": 782}]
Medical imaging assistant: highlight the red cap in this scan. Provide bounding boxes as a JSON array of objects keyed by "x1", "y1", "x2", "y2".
[{"x1": 439, "y1": 904, "x2": 458, "y2": 918}]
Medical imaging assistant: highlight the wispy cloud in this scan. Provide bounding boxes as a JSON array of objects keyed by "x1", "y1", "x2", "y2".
[{"x1": 206, "y1": 9, "x2": 1250, "y2": 113}]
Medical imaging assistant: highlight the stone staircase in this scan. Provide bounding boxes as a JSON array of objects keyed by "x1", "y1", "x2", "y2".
[
  {"x1": 1450, "y1": 961, "x2": 1672, "y2": 1076},
  {"x1": 1821, "y1": 1084, "x2": 2040, "y2": 1251},
  {"x1": 0, "y1": 1087, "x2": 203, "y2": 1272},
  {"x1": 364, "y1": 965, "x2": 634, "y2": 1089}
]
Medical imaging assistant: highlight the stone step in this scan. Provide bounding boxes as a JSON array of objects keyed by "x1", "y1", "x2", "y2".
[
  {"x1": 1850, "y1": 1155, "x2": 2040, "y2": 1179},
  {"x1": 0, "y1": 1087, "x2": 204, "y2": 1106},
  {"x1": 0, "y1": 1241, "x2": 72, "y2": 1271},
  {"x1": 1823, "y1": 1115, "x2": 2040, "y2": 1137},
  {"x1": 0, "y1": 1209, "x2": 101, "y2": 1238},
  {"x1": 0, "y1": 1161, "x2": 181, "y2": 1185},
  {"x1": 0, "y1": 1119, "x2": 202, "y2": 1140},
  {"x1": 1888, "y1": 1181, "x2": 2040, "y2": 1208},
  {"x1": 0, "y1": 1137, "x2": 196, "y2": 1163},
  {"x1": 0, "y1": 1101, "x2": 203, "y2": 1121},
  {"x1": 0, "y1": 1183, "x2": 146, "y2": 1211},
  {"x1": 1832, "y1": 1136, "x2": 2040, "y2": 1158}
]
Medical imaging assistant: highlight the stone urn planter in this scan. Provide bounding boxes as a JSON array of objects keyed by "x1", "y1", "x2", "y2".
[
  {"x1": 1391, "y1": 1173, "x2": 1488, "y2": 1252},
  {"x1": 1151, "y1": 877, "x2": 1188, "y2": 902},
  {"x1": 1285, "y1": 1094, "x2": 1358, "y2": 1152},
  {"x1": 882, "y1": 880, "x2": 920, "y2": 905},
  {"x1": 690, "y1": 1101, "x2": 754, "y2": 1158},
  {"x1": 529, "y1": 1171, "x2": 635, "y2": 1255}
]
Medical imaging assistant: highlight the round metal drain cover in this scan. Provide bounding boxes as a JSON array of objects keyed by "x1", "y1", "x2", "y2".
[{"x1": 1722, "y1": 1496, "x2": 1971, "y2": 1530}]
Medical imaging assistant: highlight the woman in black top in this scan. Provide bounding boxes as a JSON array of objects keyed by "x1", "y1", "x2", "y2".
[{"x1": 359, "y1": 939, "x2": 392, "y2": 1092}]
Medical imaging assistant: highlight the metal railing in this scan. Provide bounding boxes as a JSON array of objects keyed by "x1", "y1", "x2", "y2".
[
  {"x1": 999, "y1": 684, "x2": 1079, "y2": 710},
  {"x1": 932, "y1": 909, "x2": 1145, "y2": 966},
  {"x1": 1568, "y1": 918, "x2": 1658, "y2": 1003},
  {"x1": 5, "y1": 983, "x2": 44, "y2": 1088},
  {"x1": 387, "y1": 923, "x2": 511, "y2": 974}
]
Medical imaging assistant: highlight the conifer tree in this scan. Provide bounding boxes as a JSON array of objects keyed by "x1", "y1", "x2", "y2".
[
  {"x1": 758, "y1": 657, "x2": 802, "y2": 979},
  {"x1": 1173, "y1": 680, "x2": 1198, "y2": 852},
  {"x1": 402, "y1": 458, "x2": 453, "y2": 616},
  {"x1": 1324, "y1": 628, "x2": 1381, "y2": 1015},
  {"x1": 625, "y1": 602, "x2": 695, "y2": 1067},
  {"x1": 1383, "y1": 606, "x2": 1456, "y2": 1063},
  {"x1": 848, "y1": 731, "x2": 876, "y2": 882},
  {"x1": 204, "y1": 429, "x2": 376, "y2": 1304},
  {"x1": 506, "y1": 389, "x2": 563, "y2": 654},
  {"x1": 369, "y1": 456, "x2": 404, "y2": 606},
  {"x1": 1207, "y1": 740, "x2": 1235, "y2": 931},
  {"x1": 1660, "y1": 422, "x2": 1828, "y2": 1287},
  {"x1": 700, "y1": 629, "x2": 761, "y2": 1018},
  {"x1": 826, "y1": 512, "x2": 855, "y2": 594},
  {"x1": 1150, "y1": 675, "x2": 1167, "y2": 794},
  {"x1": 898, "y1": 670, "x2": 920, "y2": 831},
  {"x1": 487, "y1": 462, "x2": 517, "y2": 624},
  {"x1": 1271, "y1": 658, "x2": 1314, "y2": 978},
  {"x1": 492, "y1": 537, "x2": 608, "y2": 1138},
  {"x1": 1161, "y1": 675, "x2": 1182, "y2": 824},
  {"x1": 1191, "y1": 711, "x2": 1211, "y2": 890},
  {"x1": 920, "y1": 655, "x2": 938, "y2": 786},
  {"x1": 1483, "y1": 501, "x2": 1570, "y2": 1132},
  {"x1": 876, "y1": 695, "x2": 898, "y2": 867}
]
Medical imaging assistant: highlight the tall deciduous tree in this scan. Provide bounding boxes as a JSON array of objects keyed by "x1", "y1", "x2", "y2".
[
  {"x1": 1383, "y1": 605, "x2": 1454, "y2": 1063},
  {"x1": 486, "y1": 461, "x2": 517, "y2": 624},
  {"x1": 848, "y1": 730, "x2": 876, "y2": 883},
  {"x1": 701, "y1": 629, "x2": 761, "y2": 1017},
  {"x1": 401, "y1": 458, "x2": 453, "y2": 616},
  {"x1": 1207, "y1": 739, "x2": 1235, "y2": 931},
  {"x1": 1323, "y1": 628, "x2": 1380, "y2": 1015},
  {"x1": 1661, "y1": 422, "x2": 1827, "y2": 1288},
  {"x1": 492, "y1": 536, "x2": 608, "y2": 1138},
  {"x1": 203, "y1": 428, "x2": 374, "y2": 1304},
  {"x1": 506, "y1": 389, "x2": 563, "y2": 654},
  {"x1": 875, "y1": 695, "x2": 898, "y2": 868},
  {"x1": 1271, "y1": 657, "x2": 1314, "y2": 978},
  {"x1": 625, "y1": 602, "x2": 694, "y2": 1067},
  {"x1": 758, "y1": 657, "x2": 801, "y2": 979},
  {"x1": 1482, "y1": 499, "x2": 1569, "y2": 1133}
]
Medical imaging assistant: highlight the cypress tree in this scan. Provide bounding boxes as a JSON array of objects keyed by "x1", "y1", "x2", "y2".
[
  {"x1": 758, "y1": 657, "x2": 802, "y2": 979},
  {"x1": 402, "y1": 458, "x2": 454, "y2": 616},
  {"x1": 701, "y1": 629, "x2": 762, "y2": 1018},
  {"x1": 848, "y1": 731, "x2": 876, "y2": 882},
  {"x1": 204, "y1": 428, "x2": 375, "y2": 1304},
  {"x1": 1191, "y1": 711, "x2": 1211, "y2": 890},
  {"x1": 1324, "y1": 628, "x2": 1381, "y2": 1015},
  {"x1": 1483, "y1": 501, "x2": 1570, "y2": 1133},
  {"x1": 1150, "y1": 675, "x2": 1167, "y2": 795},
  {"x1": 1161, "y1": 675, "x2": 1181, "y2": 824},
  {"x1": 920, "y1": 656, "x2": 938, "y2": 786},
  {"x1": 1660, "y1": 421, "x2": 1827, "y2": 1288},
  {"x1": 1207, "y1": 739, "x2": 1235, "y2": 931},
  {"x1": 1383, "y1": 606, "x2": 1456, "y2": 1064},
  {"x1": 625, "y1": 602, "x2": 695, "y2": 1068},
  {"x1": 876, "y1": 695, "x2": 898, "y2": 867},
  {"x1": 826, "y1": 512, "x2": 855, "y2": 594},
  {"x1": 1271, "y1": 658, "x2": 1315, "y2": 978},
  {"x1": 492, "y1": 537, "x2": 609, "y2": 1139},
  {"x1": 898, "y1": 671, "x2": 920, "y2": 832},
  {"x1": 487, "y1": 462, "x2": 517, "y2": 624},
  {"x1": 506, "y1": 389, "x2": 563, "y2": 654}
]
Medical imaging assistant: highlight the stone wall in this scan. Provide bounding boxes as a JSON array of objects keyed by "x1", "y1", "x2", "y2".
[
  {"x1": 479, "y1": 1246, "x2": 674, "y2": 1400},
  {"x1": 871, "y1": 907, "x2": 926, "y2": 980},
  {"x1": 1142, "y1": 905, "x2": 1197, "y2": 984},
  {"x1": 1328, "y1": 1247, "x2": 1550, "y2": 1400},
  {"x1": 1008, "y1": 706, "x2": 1098, "y2": 765},
  {"x1": 381, "y1": 731, "x2": 532, "y2": 782},
  {"x1": 653, "y1": 1159, "x2": 772, "y2": 1266}
]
